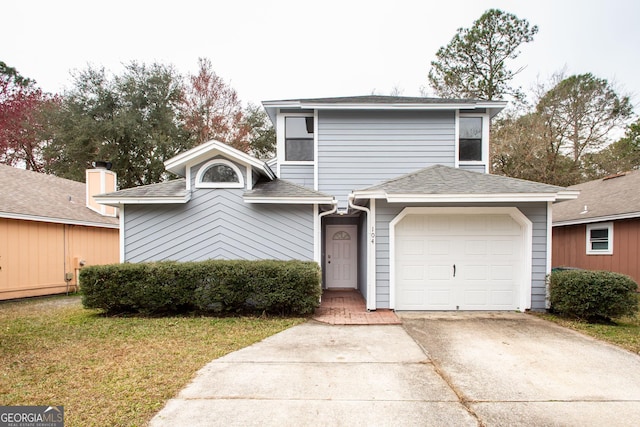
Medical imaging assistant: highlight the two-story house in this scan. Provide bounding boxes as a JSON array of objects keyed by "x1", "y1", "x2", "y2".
[{"x1": 96, "y1": 96, "x2": 577, "y2": 312}]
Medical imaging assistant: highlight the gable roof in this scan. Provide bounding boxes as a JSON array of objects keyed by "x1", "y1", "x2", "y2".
[
  {"x1": 164, "y1": 139, "x2": 275, "y2": 179},
  {"x1": 262, "y1": 95, "x2": 507, "y2": 125},
  {"x1": 0, "y1": 164, "x2": 119, "y2": 228},
  {"x1": 553, "y1": 170, "x2": 640, "y2": 226},
  {"x1": 352, "y1": 165, "x2": 577, "y2": 203},
  {"x1": 93, "y1": 179, "x2": 190, "y2": 206},
  {"x1": 243, "y1": 179, "x2": 334, "y2": 204}
]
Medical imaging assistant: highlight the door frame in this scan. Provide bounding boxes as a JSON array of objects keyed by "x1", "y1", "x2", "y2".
[
  {"x1": 324, "y1": 224, "x2": 358, "y2": 289},
  {"x1": 389, "y1": 207, "x2": 532, "y2": 311}
]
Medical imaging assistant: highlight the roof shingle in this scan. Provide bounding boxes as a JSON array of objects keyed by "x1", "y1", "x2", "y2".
[
  {"x1": 244, "y1": 179, "x2": 333, "y2": 201},
  {"x1": 264, "y1": 95, "x2": 481, "y2": 105},
  {"x1": 359, "y1": 164, "x2": 566, "y2": 195},
  {"x1": 97, "y1": 179, "x2": 188, "y2": 199},
  {"x1": 0, "y1": 164, "x2": 118, "y2": 226},
  {"x1": 553, "y1": 170, "x2": 640, "y2": 223}
]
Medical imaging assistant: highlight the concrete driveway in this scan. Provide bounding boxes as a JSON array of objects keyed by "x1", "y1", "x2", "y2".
[
  {"x1": 150, "y1": 314, "x2": 640, "y2": 427},
  {"x1": 401, "y1": 312, "x2": 640, "y2": 426}
]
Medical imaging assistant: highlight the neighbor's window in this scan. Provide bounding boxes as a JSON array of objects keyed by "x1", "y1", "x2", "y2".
[
  {"x1": 285, "y1": 116, "x2": 314, "y2": 162},
  {"x1": 195, "y1": 159, "x2": 245, "y2": 188},
  {"x1": 459, "y1": 117, "x2": 483, "y2": 161},
  {"x1": 586, "y1": 222, "x2": 613, "y2": 255}
]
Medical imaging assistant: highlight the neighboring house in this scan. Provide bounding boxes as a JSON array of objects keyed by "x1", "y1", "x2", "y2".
[
  {"x1": 95, "y1": 95, "x2": 576, "y2": 311},
  {"x1": 0, "y1": 164, "x2": 120, "y2": 300},
  {"x1": 553, "y1": 170, "x2": 640, "y2": 284}
]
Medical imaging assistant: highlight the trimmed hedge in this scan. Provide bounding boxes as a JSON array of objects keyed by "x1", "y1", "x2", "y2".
[
  {"x1": 80, "y1": 260, "x2": 322, "y2": 316},
  {"x1": 549, "y1": 269, "x2": 639, "y2": 321}
]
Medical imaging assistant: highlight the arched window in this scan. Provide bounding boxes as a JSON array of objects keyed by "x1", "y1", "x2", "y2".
[{"x1": 195, "y1": 159, "x2": 245, "y2": 188}]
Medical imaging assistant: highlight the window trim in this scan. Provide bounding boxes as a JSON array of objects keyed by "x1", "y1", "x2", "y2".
[
  {"x1": 278, "y1": 113, "x2": 316, "y2": 166},
  {"x1": 195, "y1": 159, "x2": 245, "y2": 189},
  {"x1": 586, "y1": 222, "x2": 614, "y2": 255},
  {"x1": 456, "y1": 112, "x2": 490, "y2": 172}
]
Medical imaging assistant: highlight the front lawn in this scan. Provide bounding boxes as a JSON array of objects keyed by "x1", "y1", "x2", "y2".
[
  {"x1": 538, "y1": 299, "x2": 640, "y2": 354},
  {"x1": 0, "y1": 295, "x2": 304, "y2": 426}
]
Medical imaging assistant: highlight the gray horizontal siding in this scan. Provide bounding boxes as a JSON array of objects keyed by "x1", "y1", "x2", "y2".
[
  {"x1": 279, "y1": 164, "x2": 314, "y2": 189},
  {"x1": 374, "y1": 201, "x2": 549, "y2": 310},
  {"x1": 318, "y1": 110, "x2": 455, "y2": 208},
  {"x1": 124, "y1": 187, "x2": 314, "y2": 263}
]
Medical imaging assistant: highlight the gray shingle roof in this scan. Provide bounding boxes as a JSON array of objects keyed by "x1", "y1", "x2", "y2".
[
  {"x1": 244, "y1": 179, "x2": 333, "y2": 201},
  {"x1": 97, "y1": 179, "x2": 188, "y2": 198},
  {"x1": 553, "y1": 170, "x2": 640, "y2": 223},
  {"x1": 265, "y1": 95, "x2": 482, "y2": 105},
  {"x1": 0, "y1": 164, "x2": 118, "y2": 226},
  {"x1": 359, "y1": 164, "x2": 566, "y2": 195}
]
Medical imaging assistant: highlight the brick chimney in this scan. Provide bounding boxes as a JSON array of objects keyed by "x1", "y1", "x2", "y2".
[{"x1": 86, "y1": 161, "x2": 117, "y2": 217}]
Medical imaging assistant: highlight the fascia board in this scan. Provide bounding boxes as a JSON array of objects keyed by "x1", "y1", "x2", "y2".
[
  {"x1": 243, "y1": 197, "x2": 335, "y2": 205},
  {"x1": 298, "y1": 100, "x2": 507, "y2": 112},
  {"x1": 0, "y1": 212, "x2": 119, "y2": 229},
  {"x1": 555, "y1": 190, "x2": 580, "y2": 200},
  {"x1": 553, "y1": 211, "x2": 640, "y2": 227},
  {"x1": 385, "y1": 193, "x2": 560, "y2": 203},
  {"x1": 350, "y1": 191, "x2": 387, "y2": 199},
  {"x1": 299, "y1": 102, "x2": 474, "y2": 111}
]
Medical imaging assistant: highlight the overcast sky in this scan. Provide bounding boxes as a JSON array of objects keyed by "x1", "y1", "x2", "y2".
[{"x1": 4, "y1": 0, "x2": 639, "y2": 113}]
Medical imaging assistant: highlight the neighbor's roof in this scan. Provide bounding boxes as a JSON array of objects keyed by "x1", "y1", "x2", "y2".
[
  {"x1": 0, "y1": 164, "x2": 118, "y2": 228},
  {"x1": 353, "y1": 165, "x2": 577, "y2": 203},
  {"x1": 243, "y1": 179, "x2": 334, "y2": 204},
  {"x1": 262, "y1": 95, "x2": 507, "y2": 126},
  {"x1": 553, "y1": 170, "x2": 640, "y2": 226},
  {"x1": 93, "y1": 179, "x2": 190, "y2": 206}
]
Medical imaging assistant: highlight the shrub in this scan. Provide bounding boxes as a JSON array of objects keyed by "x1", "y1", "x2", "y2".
[
  {"x1": 80, "y1": 260, "x2": 322, "y2": 316},
  {"x1": 549, "y1": 269, "x2": 639, "y2": 321}
]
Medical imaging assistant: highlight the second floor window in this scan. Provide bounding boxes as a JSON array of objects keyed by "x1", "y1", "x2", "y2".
[
  {"x1": 459, "y1": 117, "x2": 483, "y2": 162},
  {"x1": 285, "y1": 116, "x2": 314, "y2": 161}
]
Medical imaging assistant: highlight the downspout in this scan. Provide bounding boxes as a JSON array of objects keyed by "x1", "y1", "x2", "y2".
[
  {"x1": 317, "y1": 201, "x2": 338, "y2": 293},
  {"x1": 348, "y1": 194, "x2": 376, "y2": 311}
]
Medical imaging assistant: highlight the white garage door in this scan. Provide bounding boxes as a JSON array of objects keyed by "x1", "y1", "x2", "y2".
[{"x1": 395, "y1": 213, "x2": 524, "y2": 310}]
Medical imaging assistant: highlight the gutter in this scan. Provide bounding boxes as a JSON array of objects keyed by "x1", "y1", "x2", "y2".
[{"x1": 316, "y1": 201, "x2": 338, "y2": 292}]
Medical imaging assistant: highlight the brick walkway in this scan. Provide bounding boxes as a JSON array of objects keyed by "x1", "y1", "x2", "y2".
[{"x1": 312, "y1": 289, "x2": 401, "y2": 325}]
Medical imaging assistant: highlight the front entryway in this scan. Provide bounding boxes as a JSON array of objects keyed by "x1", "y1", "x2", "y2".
[
  {"x1": 313, "y1": 290, "x2": 400, "y2": 325},
  {"x1": 325, "y1": 225, "x2": 357, "y2": 289}
]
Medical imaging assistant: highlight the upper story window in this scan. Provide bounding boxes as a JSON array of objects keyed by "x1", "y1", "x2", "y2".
[
  {"x1": 195, "y1": 159, "x2": 245, "y2": 189},
  {"x1": 459, "y1": 117, "x2": 483, "y2": 162},
  {"x1": 285, "y1": 116, "x2": 314, "y2": 162},
  {"x1": 586, "y1": 222, "x2": 613, "y2": 255}
]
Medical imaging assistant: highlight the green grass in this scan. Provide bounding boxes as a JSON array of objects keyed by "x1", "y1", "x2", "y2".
[
  {"x1": 537, "y1": 298, "x2": 640, "y2": 354},
  {"x1": 0, "y1": 295, "x2": 305, "y2": 426}
]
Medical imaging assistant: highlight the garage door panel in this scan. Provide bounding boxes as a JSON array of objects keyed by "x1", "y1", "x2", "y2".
[
  {"x1": 492, "y1": 239, "x2": 516, "y2": 255},
  {"x1": 400, "y1": 264, "x2": 424, "y2": 280},
  {"x1": 465, "y1": 240, "x2": 487, "y2": 255},
  {"x1": 428, "y1": 240, "x2": 450, "y2": 255},
  {"x1": 462, "y1": 265, "x2": 488, "y2": 280},
  {"x1": 395, "y1": 213, "x2": 523, "y2": 311},
  {"x1": 398, "y1": 290, "x2": 426, "y2": 308},
  {"x1": 427, "y1": 289, "x2": 454, "y2": 307},
  {"x1": 491, "y1": 290, "x2": 516, "y2": 306},
  {"x1": 428, "y1": 265, "x2": 452, "y2": 280},
  {"x1": 491, "y1": 265, "x2": 514, "y2": 280},
  {"x1": 463, "y1": 290, "x2": 487, "y2": 306}
]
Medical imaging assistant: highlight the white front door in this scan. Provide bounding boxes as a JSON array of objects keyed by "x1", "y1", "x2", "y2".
[{"x1": 325, "y1": 225, "x2": 358, "y2": 289}]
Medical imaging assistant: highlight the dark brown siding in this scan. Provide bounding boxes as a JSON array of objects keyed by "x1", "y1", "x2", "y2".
[{"x1": 552, "y1": 218, "x2": 640, "y2": 285}]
